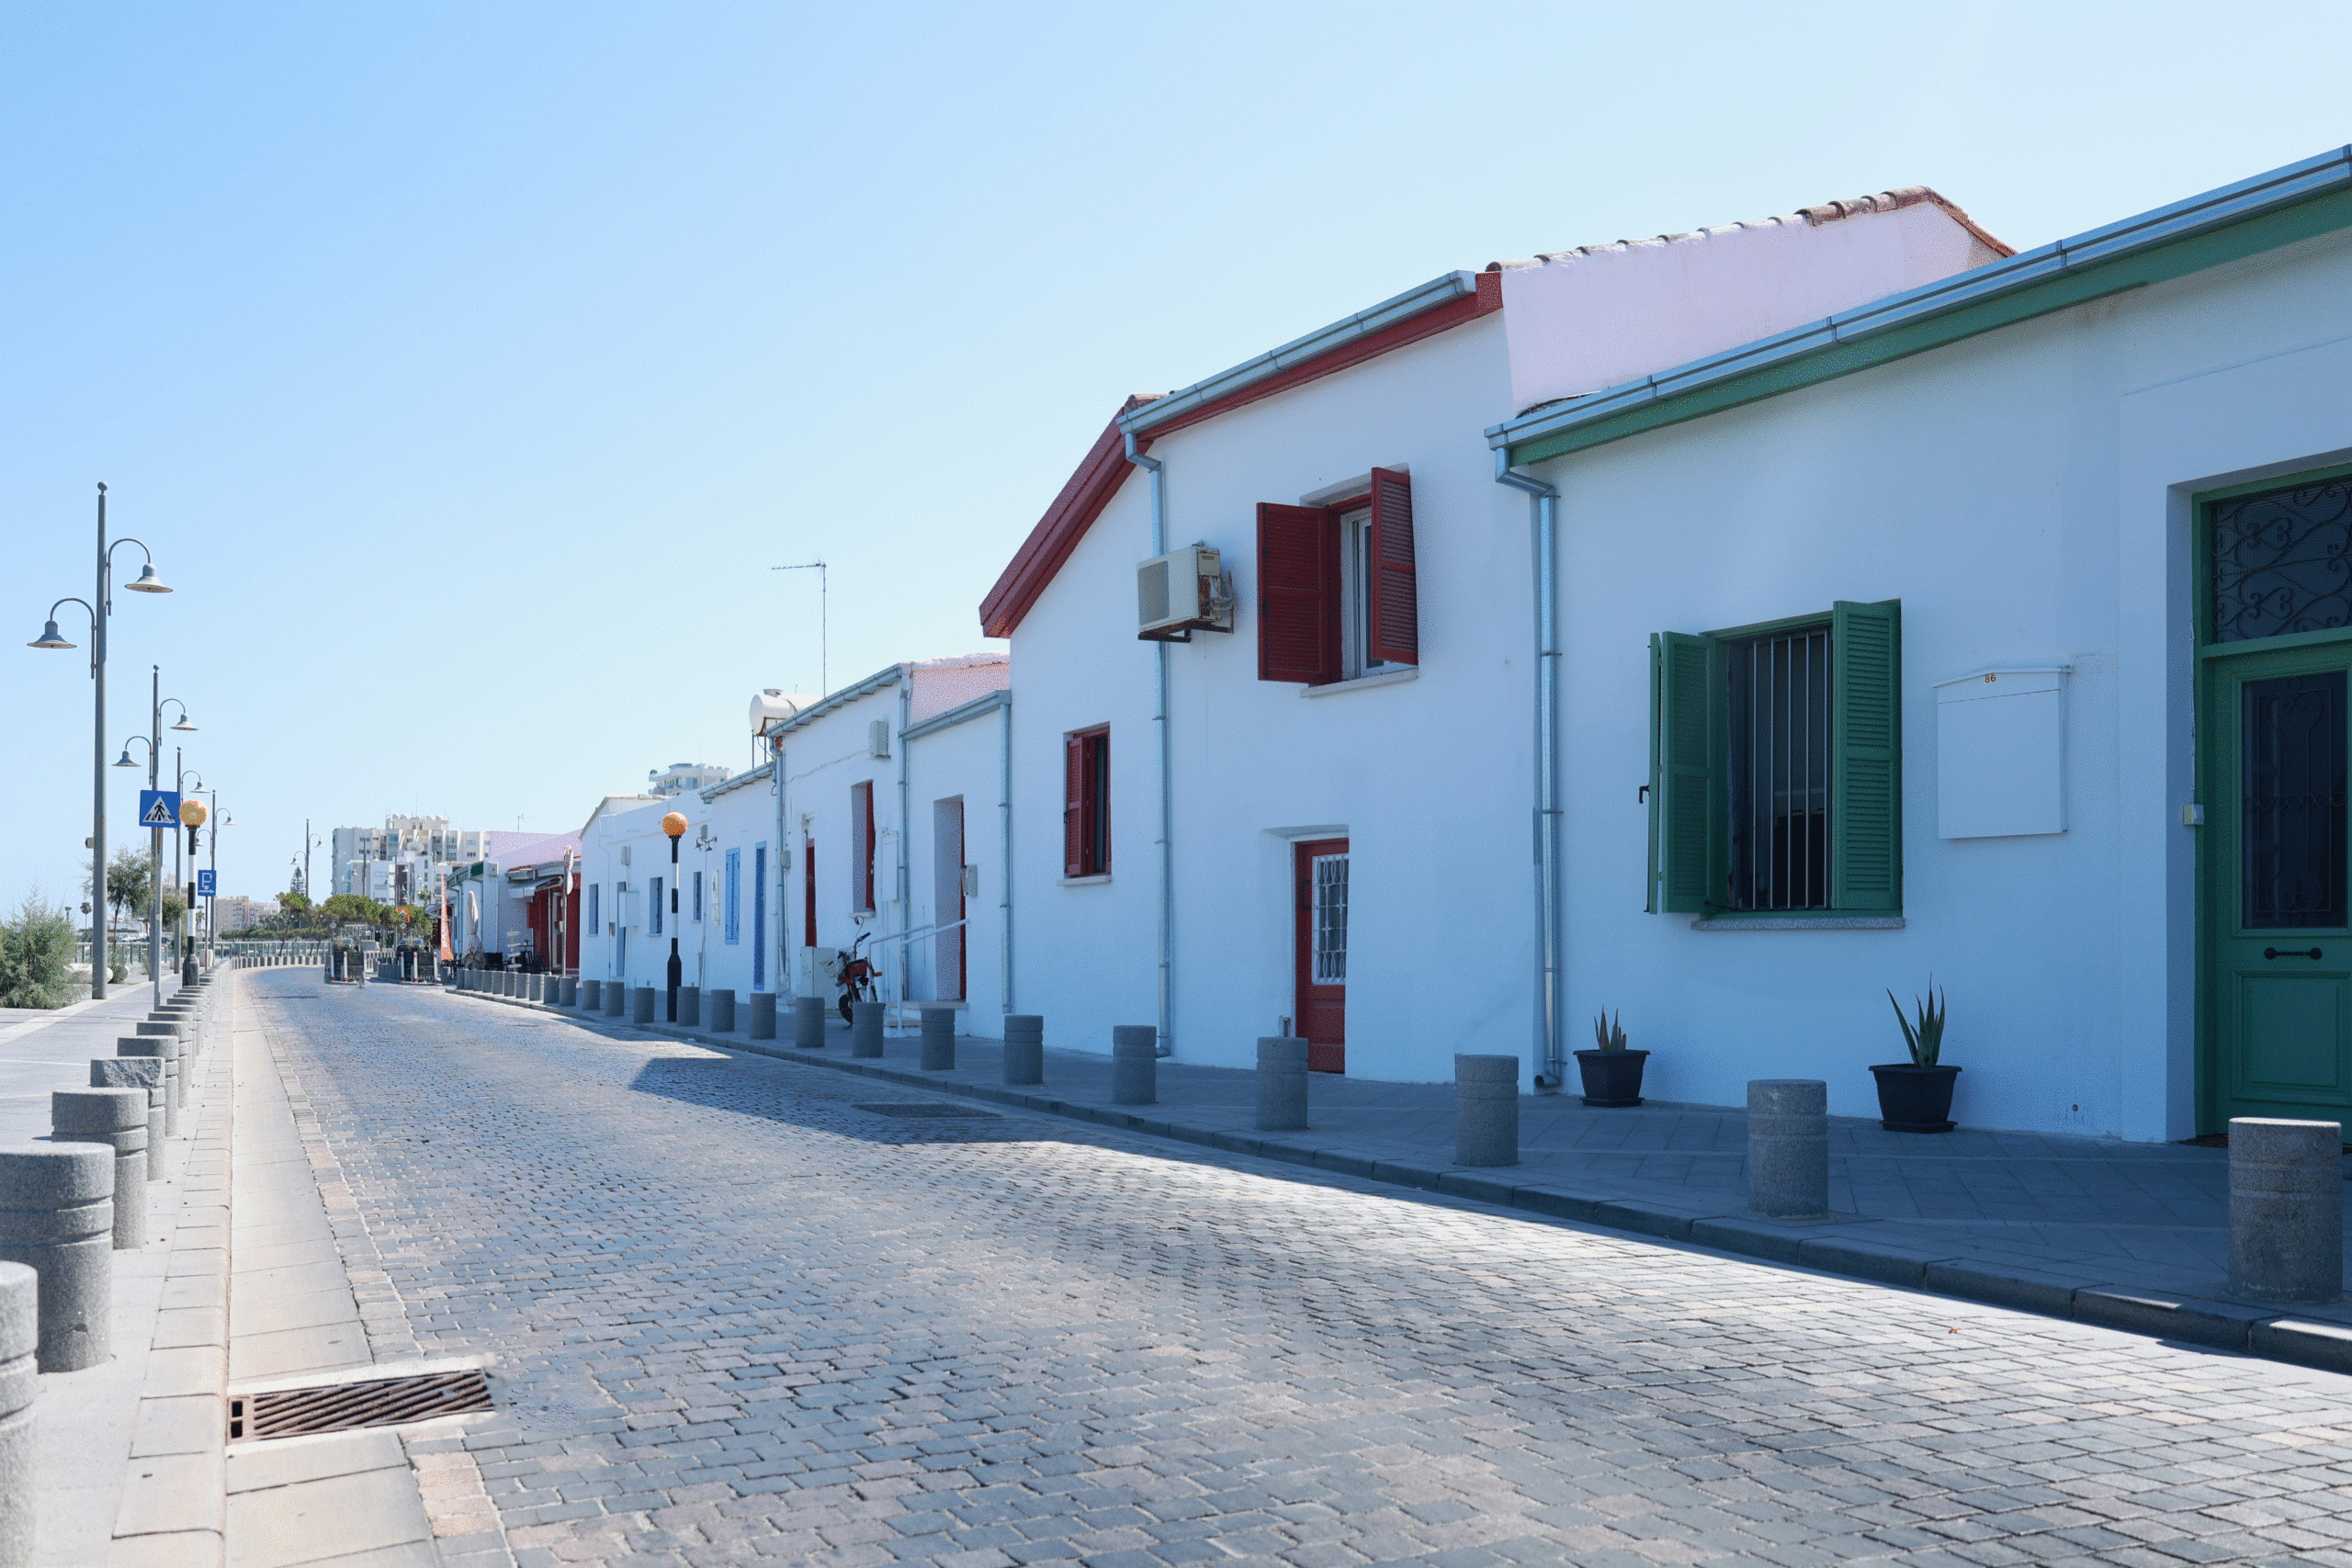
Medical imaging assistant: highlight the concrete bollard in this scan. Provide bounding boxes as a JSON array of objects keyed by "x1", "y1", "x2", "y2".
[
  {"x1": 603, "y1": 982, "x2": 626, "y2": 1018},
  {"x1": 118, "y1": 1040, "x2": 179, "y2": 1134},
  {"x1": 748, "y1": 992, "x2": 778, "y2": 1042},
  {"x1": 631, "y1": 986, "x2": 655, "y2": 1025},
  {"x1": 134, "y1": 1019, "x2": 181, "y2": 1041},
  {"x1": 851, "y1": 1000, "x2": 885, "y2": 1058},
  {"x1": 50, "y1": 1090, "x2": 148, "y2": 1249},
  {"x1": 580, "y1": 979, "x2": 601, "y2": 1011},
  {"x1": 528, "y1": 974, "x2": 544, "y2": 1003},
  {"x1": 1747, "y1": 1079, "x2": 1829, "y2": 1221},
  {"x1": 794, "y1": 996, "x2": 825, "y2": 1048},
  {"x1": 709, "y1": 989, "x2": 737, "y2": 1033},
  {"x1": 0, "y1": 1261, "x2": 32, "y2": 1568},
  {"x1": 1454, "y1": 1055, "x2": 1520, "y2": 1167},
  {"x1": 2228, "y1": 1117, "x2": 2345, "y2": 1303},
  {"x1": 1003, "y1": 1015, "x2": 1044, "y2": 1086},
  {"x1": 679, "y1": 986, "x2": 700, "y2": 1028},
  {"x1": 920, "y1": 1008, "x2": 956, "y2": 1072},
  {"x1": 90, "y1": 1061, "x2": 165, "y2": 1181},
  {"x1": 1255, "y1": 1038, "x2": 1310, "y2": 1132},
  {"x1": 1112, "y1": 1025, "x2": 1158, "y2": 1105},
  {"x1": 0, "y1": 1145, "x2": 113, "y2": 1371}
]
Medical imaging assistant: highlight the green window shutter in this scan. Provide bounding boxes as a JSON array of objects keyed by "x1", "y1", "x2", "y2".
[
  {"x1": 1651, "y1": 630, "x2": 1721, "y2": 913},
  {"x1": 1830, "y1": 599, "x2": 1903, "y2": 911}
]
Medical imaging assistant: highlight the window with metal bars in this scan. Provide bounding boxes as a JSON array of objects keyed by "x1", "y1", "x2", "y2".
[{"x1": 1725, "y1": 627, "x2": 1832, "y2": 910}]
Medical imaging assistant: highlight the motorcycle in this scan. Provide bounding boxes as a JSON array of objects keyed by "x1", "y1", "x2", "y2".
[{"x1": 833, "y1": 931, "x2": 880, "y2": 1024}]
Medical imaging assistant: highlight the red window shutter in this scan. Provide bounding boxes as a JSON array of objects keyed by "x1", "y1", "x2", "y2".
[
  {"x1": 1368, "y1": 467, "x2": 1418, "y2": 666},
  {"x1": 1257, "y1": 502, "x2": 1338, "y2": 684},
  {"x1": 1063, "y1": 736, "x2": 1084, "y2": 876}
]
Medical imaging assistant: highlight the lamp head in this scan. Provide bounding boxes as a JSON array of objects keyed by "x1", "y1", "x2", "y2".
[
  {"x1": 124, "y1": 562, "x2": 171, "y2": 594},
  {"x1": 180, "y1": 800, "x2": 208, "y2": 829},
  {"x1": 169, "y1": 714, "x2": 197, "y2": 732},
  {"x1": 27, "y1": 619, "x2": 74, "y2": 649},
  {"x1": 661, "y1": 812, "x2": 688, "y2": 840},
  {"x1": 112, "y1": 747, "x2": 138, "y2": 769}
]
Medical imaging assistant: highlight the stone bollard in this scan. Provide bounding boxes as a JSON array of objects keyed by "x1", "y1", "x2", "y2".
[
  {"x1": 794, "y1": 996, "x2": 825, "y2": 1048},
  {"x1": 527, "y1": 974, "x2": 544, "y2": 1004},
  {"x1": 90, "y1": 1061, "x2": 165, "y2": 1181},
  {"x1": 1255, "y1": 1038, "x2": 1310, "y2": 1132},
  {"x1": 1747, "y1": 1079, "x2": 1829, "y2": 1221},
  {"x1": 0, "y1": 1261, "x2": 32, "y2": 1568},
  {"x1": 50, "y1": 1090, "x2": 147, "y2": 1250},
  {"x1": 679, "y1": 986, "x2": 701, "y2": 1028},
  {"x1": 851, "y1": 1000, "x2": 885, "y2": 1058},
  {"x1": 0, "y1": 1145, "x2": 113, "y2": 1371},
  {"x1": 1112, "y1": 1026, "x2": 1158, "y2": 1105},
  {"x1": 709, "y1": 989, "x2": 737, "y2": 1033},
  {"x1": 580, "y1": 979, "x2": 601, "y2": 1011},
  {"x1": 118, "y1": 1039, "x2": 180, "y2": 1134},
  {"x1": 1003, "y1": 1015, "x2": 1044, "y2": 1086},
  {"x1": 748, "y1": 992, "x2": 778, "y2": 1042},
  {"x1": 2228, "y1": 1117, "x2": 2345, "y2": 1303},
  {"x1": 1455, "y1": 1055, "x2": 1520, "y2": 1167},
  {"x1": 603, "y1": 982, "x2": 626, "y2": 1018},
  {"x1": 920, "y1": 1008, "x2": 956, "y2": 1072},
  {"x1": 135, "y1": 1019, "x2": 181, "y2": 1041},
  {"x1": 562, "y1": 977, "x2": 579, "y2": 1007},
  {"x1": 632, "y1": 987, "x2": 655, "y2": 1025}
]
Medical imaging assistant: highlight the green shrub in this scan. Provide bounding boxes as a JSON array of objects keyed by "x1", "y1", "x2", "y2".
[{"x1": 0, "y1": 893, "x2": 85, "y2": 1009}]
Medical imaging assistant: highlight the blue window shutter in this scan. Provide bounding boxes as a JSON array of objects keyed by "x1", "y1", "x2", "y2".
[
  {"x1": 752, "y1": 845, "x2": 768, "y2": 989},
  {"x1": 650, "y1": 876, "x2": 662, "y2": 936},
  {"x1": 692, "y1": 871, "x2": 703, "y2": 923},
  {"x1": 724, "y1": 852, "x2": 740, "y2": 944}
]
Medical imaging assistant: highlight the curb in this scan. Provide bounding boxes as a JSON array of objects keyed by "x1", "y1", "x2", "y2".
[{"x1": 438, "y1": 982, "x2": 2352, "y2": 1382}]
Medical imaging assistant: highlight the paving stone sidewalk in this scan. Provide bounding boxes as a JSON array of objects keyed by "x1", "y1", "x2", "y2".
[{"x1": 451, "y1": 983, "x2": 2352, "y2": 1372}]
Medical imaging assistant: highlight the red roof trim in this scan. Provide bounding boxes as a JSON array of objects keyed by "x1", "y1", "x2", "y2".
[
  {"x1": 978, "y1": 407, "x2": 1146, "y2": 639},
  {"x1": 1132, "y1": 269, "x2": 1502, "y2": 442},
  {"x1": 978, "y1": 274, "x2": 1503, "y2": 640}
]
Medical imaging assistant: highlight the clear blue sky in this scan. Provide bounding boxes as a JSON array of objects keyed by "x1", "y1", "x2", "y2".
[{"x1": 6, "y1": 0, "x2": 2349, "y2": 911}]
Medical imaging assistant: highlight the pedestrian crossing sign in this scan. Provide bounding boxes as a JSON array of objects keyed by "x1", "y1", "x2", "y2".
[{"x1": 138, "y1": 790, "x2": 180, "y2": 828}]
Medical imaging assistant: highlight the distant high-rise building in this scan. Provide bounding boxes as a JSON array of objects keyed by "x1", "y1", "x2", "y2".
[
  {"x1": 330, "y1": 815, "x2": 495, "y2": 899},
  {"x1": 648, "y1": 762, "x2": 731, "y2": 797}
]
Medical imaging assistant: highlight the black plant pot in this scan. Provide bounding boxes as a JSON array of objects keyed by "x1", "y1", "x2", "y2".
[
  {"x1": 1575, "y1": 1049, "x2": 1648, "y2": 1107},
  {"x1": 1870, "y1": 1063, "x2": 1962, "y2": 1132}
]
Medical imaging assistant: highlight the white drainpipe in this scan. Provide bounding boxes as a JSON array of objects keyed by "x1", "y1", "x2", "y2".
[
  {"x1": 1496, "y1": 452, "x2": 1565, "y2": 1091},
  {"x1": 1124, "y1": 432, "x2": 1175, "y2": 1057}
]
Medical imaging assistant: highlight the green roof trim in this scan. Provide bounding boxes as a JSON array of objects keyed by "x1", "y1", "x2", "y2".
[{"x1": 1491, "y1": 147, "x2": 2352, "y2": 468}]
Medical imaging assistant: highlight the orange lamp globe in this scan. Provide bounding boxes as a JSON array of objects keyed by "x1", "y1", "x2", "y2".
[
  {"x1": 179, "y1": 800, "x2": 208, "y2": 828},
  {"x1": 661, "y1": 812, "x2": 688, "y2": 839}
]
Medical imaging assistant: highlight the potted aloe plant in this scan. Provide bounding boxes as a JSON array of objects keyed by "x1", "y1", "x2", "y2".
[
  {"x1": 1576, "y1": 1010, "x2": 1648, "y2": 1107},
  {"x1": 1871, "y1": 982, "x2": 1961, "y2": 1132}
]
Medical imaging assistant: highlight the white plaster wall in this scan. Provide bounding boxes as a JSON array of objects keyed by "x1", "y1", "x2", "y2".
[
  {"x1": 577, "y1": 795, "x2": 702, "y2": 996},
  {"x1": 1523, "y1": 225, "x2": 2352, "y2": 1140},
  {"x1": 778, "y1": 683, "x2": 905, "y2": 1002},
  {"x1": 899, "y1": 707, "x2": 1009, "y2": 1032},
  {"x1": 1501, "y1": 201, "x2": 2007, "y2": 413},
  {"x1": 1012, "y1": 314, "x2": 1539, "y2": 1078},
  {"x1": 688, "y1": 777, "x2": 770, "y2": 1002}
]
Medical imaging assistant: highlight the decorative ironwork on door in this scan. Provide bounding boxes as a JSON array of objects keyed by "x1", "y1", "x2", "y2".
[
  {"x1": 2212, "y1": 478, "x2": 2352, "y2": 644},
  {"x1": 2242, "y1": 671, "x2": 2348, "y2": 929},
  {"x1": 1311, "y1": 853, "x2": 1348, "y2": 984}
]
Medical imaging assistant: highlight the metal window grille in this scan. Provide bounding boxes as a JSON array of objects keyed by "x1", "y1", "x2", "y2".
[
  {"x1": 1726, "y1": 628, "x2": 1832, "y2": 911},
  {"x1": 1312, "y1": 853, "x2": 1349, "y2": 984}
]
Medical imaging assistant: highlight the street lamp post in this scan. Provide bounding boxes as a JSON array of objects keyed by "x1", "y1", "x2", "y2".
[
  {"x1": 23, "y1": 483, "x2": 172, "y2": 999},
  {"x1": 662, "y1": 812, "x2": 686, "y2": 1021},
  {"x1": 179, "y1": 794, "x2": 209, "y2": 980},
  {"x1": 115, "y1": 667, "x2": 196, "y2": 1009}
]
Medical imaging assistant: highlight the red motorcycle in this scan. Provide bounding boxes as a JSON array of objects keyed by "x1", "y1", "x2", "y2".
[{"x1": 833, "y1": 931, "x2": 879, "y2": 1024}]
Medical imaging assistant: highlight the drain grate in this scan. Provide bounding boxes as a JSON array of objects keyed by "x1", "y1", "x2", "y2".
[
  {"x1": 229, "y1": 1369, "x2": 493, "y2": 1441},
  {"x1": 854, "y1": 1100, "x2": 1000, "y2": 1119}
]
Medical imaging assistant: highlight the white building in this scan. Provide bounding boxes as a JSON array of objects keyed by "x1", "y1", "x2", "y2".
[
  {"x1": 444, "y1": 829, "x2": 582, "y2": 964},
  {"x1": 648, "y1": 762, "x2": 731, "y2": 798},
  {"x1": 332, "y1": 815, "x2": 493, "y2": 900},
  {"x1": 981, "y1": 186, "x2": 2007, "y2": 1083}
]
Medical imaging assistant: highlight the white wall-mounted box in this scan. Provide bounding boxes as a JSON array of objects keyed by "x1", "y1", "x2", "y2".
[{"x1": 1934, "y1": 668, "x2": 2068, "y2": 839}]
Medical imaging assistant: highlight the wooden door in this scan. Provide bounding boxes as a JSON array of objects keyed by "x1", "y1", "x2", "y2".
[{"x1": 1294, "y1": 838, "x2": 1349, "y2": 1073}]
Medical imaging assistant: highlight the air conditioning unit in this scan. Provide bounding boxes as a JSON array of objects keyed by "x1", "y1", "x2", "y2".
[{"x1": 1136, "y1": 544, "x2": 1230, "y2": 640}]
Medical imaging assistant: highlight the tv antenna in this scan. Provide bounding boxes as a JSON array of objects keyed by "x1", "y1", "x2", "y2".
[{"x1": 772, "y1": 559, "x2": 828, "y2": 696}]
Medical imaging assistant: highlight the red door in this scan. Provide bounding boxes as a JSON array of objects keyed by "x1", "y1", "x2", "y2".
[{"x1": 1294, "y1": 838, "x2": 1349, "y2": 1073}]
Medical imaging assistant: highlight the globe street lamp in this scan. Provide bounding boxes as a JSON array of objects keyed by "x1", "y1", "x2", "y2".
[
  {"x1": 115, "y1": 668, "x2": 196, "y2": 1008},
  {"x1": 22, "y1": 483, "x2": 171, "y2": 999},
  {"x1": 179, "y1": 795, "x2": 208, "y2": 980},
  {"x1": 662, "y1": 811, "x2": 687, "y2": 1021}
]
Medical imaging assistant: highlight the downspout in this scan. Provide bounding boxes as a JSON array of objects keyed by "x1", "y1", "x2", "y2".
[
  {"x1": 1124, "y1": 431, "x2": 1175, "y2": 1057},
  {"x1": 898, "y1": 672, "x2": 912, "y2": 1004},
  {"x1": 1000, "y1": 694, "x2": 1014, "y2": 1013},
  {"x1": 1496, "y1": 451, "x2": 1565, "y2": 1092}
]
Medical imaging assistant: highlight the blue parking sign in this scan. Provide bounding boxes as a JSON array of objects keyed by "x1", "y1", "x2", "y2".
[{"x1": 196, "y1": 870, "x2": 216, "y2": 897}]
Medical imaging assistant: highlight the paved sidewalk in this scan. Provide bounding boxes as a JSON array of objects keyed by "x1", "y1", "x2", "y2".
[
  {"x1": 0, "y1": 983, "x2": 178, "y2": 1144},
  {"x1": 449, "y1": 982, "x2": 2352, "y2": 1373}
]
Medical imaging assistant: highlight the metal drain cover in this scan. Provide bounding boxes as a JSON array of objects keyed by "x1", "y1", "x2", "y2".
[
  {"x1": 229, "y1": 1369, "x2": 492, "y2": 1441},
  {"x1": 854, "y1": 1100, "x2": 1000, "y2": 1119}
]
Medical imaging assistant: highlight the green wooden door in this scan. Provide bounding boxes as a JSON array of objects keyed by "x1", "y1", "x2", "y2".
[{"x1": 2201, "y1": 642, "x2": 2352, "y2": 1132}]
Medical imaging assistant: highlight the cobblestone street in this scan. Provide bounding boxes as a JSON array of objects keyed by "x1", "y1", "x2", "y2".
[{"x1": 245, "y1": 972, "x2": 2352, "y2": 1568}]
